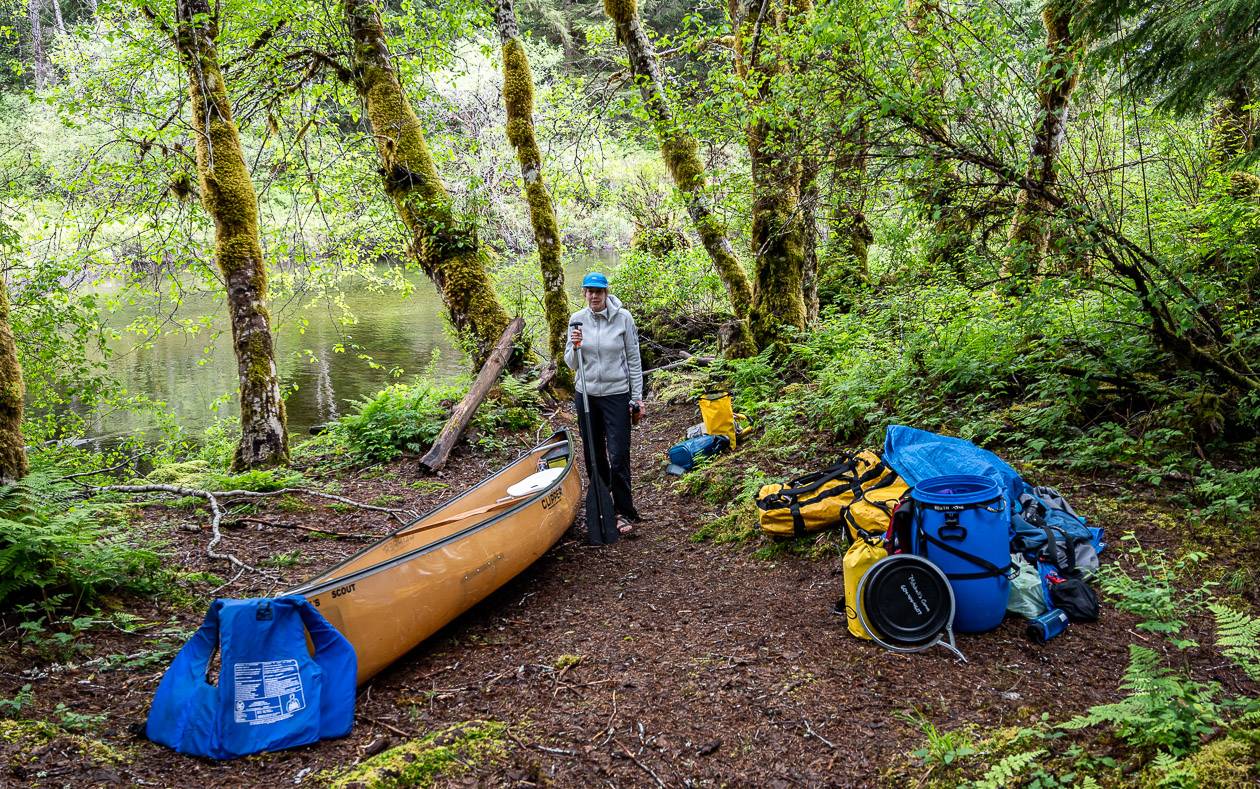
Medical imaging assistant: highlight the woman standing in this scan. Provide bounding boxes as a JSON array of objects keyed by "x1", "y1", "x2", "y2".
[{"x1": 565, "y1": 272, "x2": 644, "y2": 535}]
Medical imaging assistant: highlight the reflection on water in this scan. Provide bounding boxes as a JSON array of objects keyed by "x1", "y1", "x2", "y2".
[{"x1": 90, "y1": 253, "x2": 616, "y2": 441}]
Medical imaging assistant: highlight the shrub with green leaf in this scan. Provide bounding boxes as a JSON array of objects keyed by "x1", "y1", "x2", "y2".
[{"x1": 332, "y1": 380, "x2": 464, "y2": 463}]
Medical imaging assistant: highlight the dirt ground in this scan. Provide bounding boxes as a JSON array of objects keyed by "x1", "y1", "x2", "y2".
[{"x1": 0, "y1": 399, "x2": 1251, "y2": 787}]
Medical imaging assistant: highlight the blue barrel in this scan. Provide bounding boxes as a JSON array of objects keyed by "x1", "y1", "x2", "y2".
[{"x1": 911, "y1": 475, "x2": 1011, "y2": 633}]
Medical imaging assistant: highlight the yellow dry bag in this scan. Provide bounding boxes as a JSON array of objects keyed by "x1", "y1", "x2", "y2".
[
  {"x1": 843, "y1": 537, "x2": 888, "y2": 639},
  {"x1": 698, "y1": 391, "x2": 750, "y2": 449}
]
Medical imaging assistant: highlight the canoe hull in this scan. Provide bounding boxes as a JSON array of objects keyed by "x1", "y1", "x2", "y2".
[{"x1": 290, "y1": 431, "x2": 579, "y2": 684}]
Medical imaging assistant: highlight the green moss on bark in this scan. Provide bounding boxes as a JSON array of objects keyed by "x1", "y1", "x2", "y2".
[
  {"x1": 603, "y1": 0, "x2": 755, "y2": 354},
  {"x1": 346, "y1": 0, "x2": 512, "y2": 367},
  {"x1": 498, "y1": 24, "x2": 572, "y2": 391},
  {"x1": 1007, "y1": 0, "x2": 1084, "y2": 279},
  {"x1": 0, "y1": 277, "x2": 27, "y2": 482},
  {"x1": 175, "y1": 0, "x2": 289, "y2": 470}
]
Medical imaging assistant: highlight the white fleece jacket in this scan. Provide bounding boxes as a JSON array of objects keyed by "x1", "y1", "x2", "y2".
[{"x1": 563, "y1": 294, "x2": 643, "y2": 401}]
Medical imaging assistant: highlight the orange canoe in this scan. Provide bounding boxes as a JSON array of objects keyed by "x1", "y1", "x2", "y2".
[{"x1": 288, "y1": 430, "x2": 579, "y2": 684}]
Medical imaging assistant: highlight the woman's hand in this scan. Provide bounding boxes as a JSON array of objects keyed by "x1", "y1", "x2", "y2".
[
  {"x1": 631, "y1": 400, "x2": 645, "y2": 421},
  {"x1": 569, "y1": 325, "x2": 583, "y2": 346}
]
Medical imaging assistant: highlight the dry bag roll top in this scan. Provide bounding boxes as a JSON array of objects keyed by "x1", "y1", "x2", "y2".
[
  {"x1": 755, "y1": 450, "x2": 907, "y2": 539},
  {"x1": 146, "y1": 596, "x2": 357, "y2": 760}
]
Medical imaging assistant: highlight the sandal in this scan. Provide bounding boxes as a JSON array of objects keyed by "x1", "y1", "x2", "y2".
[{"x1": 616, "y1": 516, "x2": 635, "y2": 536}]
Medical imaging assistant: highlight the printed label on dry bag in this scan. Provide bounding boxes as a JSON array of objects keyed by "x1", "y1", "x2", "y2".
[{"x1": 232, "y1": 659, "x2": 306, "y2": 726}]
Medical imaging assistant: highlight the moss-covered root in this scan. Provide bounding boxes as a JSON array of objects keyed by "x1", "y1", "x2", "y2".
[
  {"x1": 0, "y1": 277, "x2": 28, "y2": 481},
  {"x1": 603, "y1": 0, "x2": 756, "y2": 354},
  {"x1": 322, "y1": 721, "x2": 509, "y2": 789},
  {"x1": 173, "y1": 0, "x2": 289, "y2": 470},
  {"x1": 497, "y1": 7, "x2": 572, "y2": 391},
  {"x1": 1006, "y1": 0, "x2": 1084, "y2": 280},
  {"x1": 344, "y1": 0, "x2": 512, "y2": 368}
]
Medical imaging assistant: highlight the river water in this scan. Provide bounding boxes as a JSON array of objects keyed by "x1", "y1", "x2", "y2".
[{"x1": 90, "y1": 253, "x2": 616, "y2": 441}]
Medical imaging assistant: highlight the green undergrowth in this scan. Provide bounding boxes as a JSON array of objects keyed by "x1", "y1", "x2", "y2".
[
  {"x1": 681, "y1": 447, "x2": 847, "y2": 559},
  {"x1": 317, "y1": 373, "x2": 544, "y2": 464},
  {"x1": 320, "y1": 720, "x2": 509, "y2": 789},
  {"x1": 142, "y1": 460, "x2": 307, "y2": 492},
  {"x1": 0, "y1": 473, "x2": 170, "y2": 619},
  {"x1": 894, "y1": 538, "x2": 1260, "y2": 788}
]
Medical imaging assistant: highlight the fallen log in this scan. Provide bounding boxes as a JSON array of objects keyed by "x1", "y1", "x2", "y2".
[
  {"x1": 420, "y1": 316, "x2": 525, "y2": 473},
  {"x1": 643, "y1": 351, "x2": 714, "y2": 376}
]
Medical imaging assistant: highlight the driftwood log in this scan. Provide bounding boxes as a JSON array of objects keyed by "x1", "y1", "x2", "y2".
[{"x1": 420, "y1": 316, "x2": 525, "y2": 473}]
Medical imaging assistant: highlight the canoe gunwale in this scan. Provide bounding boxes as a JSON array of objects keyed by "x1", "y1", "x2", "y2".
[{"x1": 286, "y1": 429, "x2": 575, "y2": 598}]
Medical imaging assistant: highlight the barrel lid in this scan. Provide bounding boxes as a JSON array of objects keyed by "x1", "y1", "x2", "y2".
[
  {"x1": 860, "y1": 555, "x2": 954, "y2": 646},
  {"x1": 911, "y1": 474, "x2": 1002, "y2": 507}
]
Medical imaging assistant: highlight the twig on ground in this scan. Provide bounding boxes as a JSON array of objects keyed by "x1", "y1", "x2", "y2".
[
  {"x1": 87, "y1": 482, "x2": 415, "y2": 578},
  {"x1": 229, "y1": 516, "x2": 385, "y2": 540},
  {"x1": 508, "y1": 732, "x2": 576, "y2": 757},
  {"x1": 209, "y1": 566, "x2": 248, "y2": 595},
  {"x1": 92, "y1": 484, "x2": 275, "y2": 580},
  {"x1": 210, "y1": 487, "x2": 418, "y2": 523},
  {"x1": 360, "y1": 713, "x2": 413, "y2": 739},
  {"x1": 599, "y1": 689, "x2": 618, "y2": 745},
  {"x1": 615, "y1": 740, "x2": 667, "y2": 788},
  {"x1": 802, "y1": 717, "x2": 836, "y2": 749}
]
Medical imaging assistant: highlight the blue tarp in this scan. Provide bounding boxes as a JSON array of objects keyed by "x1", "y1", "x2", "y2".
[{"x1": 882, "y1": 424, "x2": 1025, "y2": 504}]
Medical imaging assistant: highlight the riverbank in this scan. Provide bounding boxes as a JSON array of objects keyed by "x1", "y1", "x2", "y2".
[{"x1": 3, "y1": 394, "x2": 1254, "y2": 786}]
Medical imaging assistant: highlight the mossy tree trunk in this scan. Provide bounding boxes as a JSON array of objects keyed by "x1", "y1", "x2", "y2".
[
  {"x1": 602, "y1": 0, "x2": 756, "y2": 356},
  {"x1": 731, "y1": 0, "x2": 808, "y2": 349},
  {"x1": 1007, "y1": 0, "x2": 1083, "y2": 279},
  {"x1": 174, "y1": 0, "x2": 289, "y2": 470},
  {"x1": 0, "y1": 277, "x2": 27, "y2": 483},
  {"x1": 1212, "y1": 84, "x2": 1258, "y2": 164},
  {"x1": 344, "y1": 0, "x2": 512, "y2": 367},
  {"x1": 495, "y1": 0, "x2": 572, "y2": 392},
  {"x1": 906, "y1": 0, "x2": 976, "y2": 277}
]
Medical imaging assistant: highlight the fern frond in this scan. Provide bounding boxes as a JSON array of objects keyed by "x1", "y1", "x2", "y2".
[
  {"x1": 1210, "y1": 602, "x2": 1260, "y2": 682},
  {"x1": 971, "y1": 748, "x2": 1044, "y2": 789}
]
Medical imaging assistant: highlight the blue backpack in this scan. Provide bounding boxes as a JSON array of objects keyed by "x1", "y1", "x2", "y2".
[
  {"x1": 666, "y1": 433, "x2": 730, "y2": 474},
  {"x1": 147, "y1": 596, "x2": 357, "y2": 760}
]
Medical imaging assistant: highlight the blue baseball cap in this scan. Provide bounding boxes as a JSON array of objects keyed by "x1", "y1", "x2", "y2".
[{"x1": 581, "y1": 272, "x2": 609, "y2": 289}]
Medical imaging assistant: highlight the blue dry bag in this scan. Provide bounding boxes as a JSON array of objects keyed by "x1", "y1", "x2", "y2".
[{"x1": 146, "y1": 596, "x2": 357, "y2": 760}]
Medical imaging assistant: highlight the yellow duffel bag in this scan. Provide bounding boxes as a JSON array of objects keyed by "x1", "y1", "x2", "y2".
[
  {"x1": 755, "y1": 450, "x2": 907, "y2": 540},
  {"x1": 842, "y1": 450, "x2": 908, "y2": 543}
]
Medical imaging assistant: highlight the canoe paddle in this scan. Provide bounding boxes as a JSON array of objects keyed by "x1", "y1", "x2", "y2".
[{"x1": 571, "y1": 321, "x2": 619, "y2": 545}]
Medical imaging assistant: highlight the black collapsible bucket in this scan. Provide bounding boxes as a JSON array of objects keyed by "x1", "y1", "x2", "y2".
[{"x1": 856, "y1": 554, "x2": 966, "y2": 661}]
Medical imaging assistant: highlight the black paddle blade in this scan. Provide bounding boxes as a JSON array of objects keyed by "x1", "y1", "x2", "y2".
[{"x1": 585, "y1": 480, "x2": 619, "y2": 545}]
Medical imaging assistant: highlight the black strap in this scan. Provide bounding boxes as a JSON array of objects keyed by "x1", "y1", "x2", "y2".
[
  {"x1": 790, "y1": 501, "x2": 806, "y2": 538},
  {"x1": 920, "y1": 530, "x2": 1012, "y2": 580},
  {"x1": 841, "y1": 458, "x2": 902, "y2": 543}
]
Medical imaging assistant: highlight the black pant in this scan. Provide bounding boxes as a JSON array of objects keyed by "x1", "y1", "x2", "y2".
[{"x1": 575, "y1": 391, "x2": 638, "y2": 521}]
